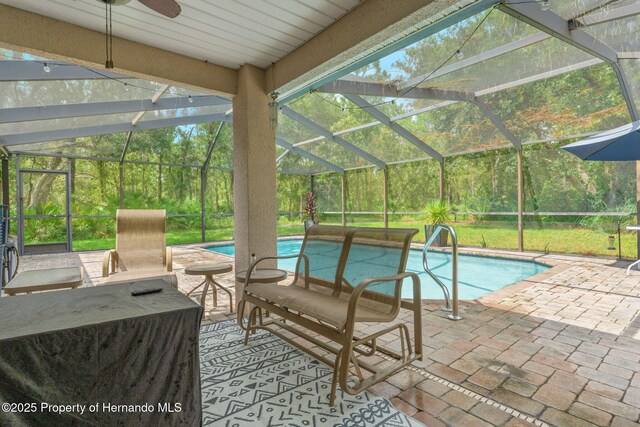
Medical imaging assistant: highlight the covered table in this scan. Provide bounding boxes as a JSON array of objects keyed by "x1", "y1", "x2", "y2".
[{"x1": 0, "y1": 279, "x2": 202, "y2": 426}]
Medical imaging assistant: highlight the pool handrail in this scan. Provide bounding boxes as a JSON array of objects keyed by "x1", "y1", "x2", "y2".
[{"x1": 423, "y1": 224, "x2": 462, "y2": 321}]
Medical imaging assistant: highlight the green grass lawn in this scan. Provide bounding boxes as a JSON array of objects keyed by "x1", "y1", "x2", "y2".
[
  {"x1": 70, "y1": 219, "x2": 636, "y2": 259},
  {"x1": 72, "y1": 224, "x2": 306, "y2": 252}
]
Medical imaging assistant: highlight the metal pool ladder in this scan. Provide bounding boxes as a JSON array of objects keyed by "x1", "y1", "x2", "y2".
[{"x1": 422, "y1": 225, "x2": 462, "y2": 321}]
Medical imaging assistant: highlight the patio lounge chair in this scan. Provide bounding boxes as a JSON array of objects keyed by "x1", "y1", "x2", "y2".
[
  {"x1": 238, "y1": 225, "x2": 423, "y2": 406},
  {"x1": 102, "y1": 209, "x2": 176, "y2": 287}
]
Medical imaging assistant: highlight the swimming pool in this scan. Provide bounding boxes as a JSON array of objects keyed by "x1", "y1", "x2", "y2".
[{"x1": 206, "y1": 239, "x2": 548, "y2": 300}]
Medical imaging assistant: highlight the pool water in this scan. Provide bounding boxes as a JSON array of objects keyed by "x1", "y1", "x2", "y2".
[{"x1": 206, "y1": 239, "x2": 548, "y2": 300}]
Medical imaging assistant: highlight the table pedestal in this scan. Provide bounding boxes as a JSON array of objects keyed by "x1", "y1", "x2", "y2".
[{"x1": 186, "y1": 263, "x2": 234, "y2": 314}]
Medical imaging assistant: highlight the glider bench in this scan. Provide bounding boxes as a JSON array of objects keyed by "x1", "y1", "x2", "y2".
[{"x1": 238, "y1": 225, "x2": 423, "y2": 406}]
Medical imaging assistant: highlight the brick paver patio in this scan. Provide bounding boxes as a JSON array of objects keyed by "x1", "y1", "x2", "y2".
[{"x1": 10, "y1": 243, "x2": 640, "y2": 427}]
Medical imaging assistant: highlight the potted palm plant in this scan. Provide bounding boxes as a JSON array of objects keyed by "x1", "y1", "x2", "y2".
[
  {"x1": 303, "y1": 191, "x2": 318, "y2": 230},
  {"x1": 425, "y1": 200, "x2": 451, "y2": 247}
]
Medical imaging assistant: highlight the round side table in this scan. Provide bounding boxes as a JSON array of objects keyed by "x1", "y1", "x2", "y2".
[
  {"x1": 235, "y1": 268, "x2": 288, "y2": 284},
  {"x1": 186, "y1": 262, "x2": 234, "y2": 314}
]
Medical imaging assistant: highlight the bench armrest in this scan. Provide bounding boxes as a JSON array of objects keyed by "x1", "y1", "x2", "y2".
[
  {"x1": 244, "y1": 254, "x2": 309, "y2": 288},
  {"x1": 102, "y1": 250, "x2": 117, "y2": 277},
  {"x1": 165, "y1": 247, "x2": 173, "y2": 272},
  {"x1": 347, "y1": 271, "x2": 421, "y2": 324}
]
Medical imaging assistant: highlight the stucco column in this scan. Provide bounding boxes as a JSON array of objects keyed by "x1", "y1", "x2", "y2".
[{"x1": 233, "y1": 65, "x2": 277, "y2": 308}]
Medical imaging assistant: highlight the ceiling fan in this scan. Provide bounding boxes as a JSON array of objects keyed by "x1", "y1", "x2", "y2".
[
  {"x1": 97, "y1": 0, "x2": 181, "y2": 19},
  {"x1": 98, "y1": 0, "x2": 181, "y2": 69}
]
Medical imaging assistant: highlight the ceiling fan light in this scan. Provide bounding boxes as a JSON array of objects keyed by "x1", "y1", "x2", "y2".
[{"x1": 97, "y1": 0, "x2": 131, "y2": 5}]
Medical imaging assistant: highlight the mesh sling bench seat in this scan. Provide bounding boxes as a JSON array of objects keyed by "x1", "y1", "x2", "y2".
[
  {"x1": 102, "y1": 209, "x2": 176, "y2": 287},
  {"x1": 238, "y1": 225, "x2": 423, "y2": 406}
]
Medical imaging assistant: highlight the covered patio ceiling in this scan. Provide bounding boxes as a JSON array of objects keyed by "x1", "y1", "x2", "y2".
[
  {"x1": 0, "y1": 0, "x2": 639, "y2": 175},
  {"x1": 0, "y1": 0, "x2": 362, "y2": 70}
]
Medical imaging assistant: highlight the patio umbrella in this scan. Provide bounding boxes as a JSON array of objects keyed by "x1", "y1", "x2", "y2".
[{"x1": 561, "y1": 121, "x2": 640, "y2": 160}]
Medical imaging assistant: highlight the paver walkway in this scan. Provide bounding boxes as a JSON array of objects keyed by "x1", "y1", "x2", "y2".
[{"x1": 10, "y1": 243, "x2": 640, "y2": 427}]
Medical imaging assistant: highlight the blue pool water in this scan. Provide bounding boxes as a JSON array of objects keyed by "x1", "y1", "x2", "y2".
[{"x1": 206, "y1": 239, "x2": 548, "y2": 300}]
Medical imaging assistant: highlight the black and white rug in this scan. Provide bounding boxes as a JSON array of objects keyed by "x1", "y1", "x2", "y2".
[{"x1": 200, "y1": 320, "x2": 424, "y2": 427}]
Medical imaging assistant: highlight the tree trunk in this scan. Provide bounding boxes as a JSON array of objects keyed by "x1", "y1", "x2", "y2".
[
  {"x1": 70, "y1": 159, "x2": 76, "y2": 194},
  {"x1": 158, "y1": 164, "x2": 163, "y2": 200},
  {"x1": 28, "y1": 157, "x2": 62, "y2": 210},
  {"x1": 97, "y1": 160, "x2": 106, "y2": 198},
  {"x1": 214, "y1": 171, "x2": 219, "y2": 211}
]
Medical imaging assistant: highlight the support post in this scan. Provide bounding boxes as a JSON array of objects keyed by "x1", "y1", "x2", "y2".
[
  {"x1": 383, "y1": 168, "x2": 389, "y2": 228},
  {"x1": 15, "y1": 156, "x2": 22, "y2": 255},
  {"x1": 637, "y1": 161, "x2": 640, "y2": 259},
  {"x1": 310, "y1": 175, "x2": 315, "y2": 194},
  {"x1": 201, "y1": 167, "x2": 206, "y2": 243},
  {"x1": 439, "y1": 159, "x2": 445, "y2": 201},
  {"x1": 66, "y1": 158, "x2": 72, "y2": 252},
  {"x1": 341, "y1": 173, "x2": 347, "y2": 226},
  {"x1": 2, "y1": 158, "x2": 9, "y2": 213},
  {"x1": 233, "y1": 65, "x2": 277, "y2": 309},
  {"x1": 517, "y1": 147, "x2": 524, "y2": 252},
  {"x1": 119, "y1": 163, "x2": 124, "y2": 209}
]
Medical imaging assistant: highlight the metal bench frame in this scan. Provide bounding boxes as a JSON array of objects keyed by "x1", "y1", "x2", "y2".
[{"x1": 237, "y1": 225, "x2": 423, "y2": 406}]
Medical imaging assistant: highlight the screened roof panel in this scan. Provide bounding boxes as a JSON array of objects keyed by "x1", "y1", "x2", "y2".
[
  {"x1": 277, "y1": 151, "x2": 331, "y2": 175},
  {"x1": 0, "y1": 46, "x2": 231, "y2": 167},
  {"x1": 276, "y1": 112, "x2": 321, "y2": 143},
  {"x1": 582, "y1": 14, "x2": 640, "y2": 53},
  {"x1": 138, "y1": 104, "x2": 229, "y2": 122},
  {"x1": 0, "y1": 112, "x2": 136, "y2": 136},
  {"x1": 341, "y1": 124, "x2": 432, "y2": 163},
  {"x1": 417, "y1": 36, "x2": 594, "y2": 95},
  {"x1": 357, "y1": 96, "x2": 443, "y2": 119},
  {"x1": 0, "y1": 79, "x2": 168, "y2": 109},
  {"x1": 395, "y1": 102, "x2": 512, "y2": 156},
  {"x1": 301, "y1": 139, "x2": 371, "y2": 170},
  {"x1": 8, "y1": 133, "x2": 126, "y2": 160},
  {"x1": 620, "y1": 59, "x2": 640, "y2": 115},
  {"x1": 550, "y1": 0, "x2": 615, "y2": 20},
  {"x1": 351, "y1": 9, "x2": 540, "y2": 83},
  {"x1": 481, "y1": 62, "x2": 631, "y2": 143},
  {"x1": 287, "y1": 93, "x2": 347, "y2": 132},
  {"x1": 408, "y1": 10, "x2": 539, "y2": 83}
]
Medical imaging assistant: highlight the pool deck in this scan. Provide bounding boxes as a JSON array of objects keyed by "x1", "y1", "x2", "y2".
[{"x1": 11, "y1": 243, "x2": 640, "y2": 427}]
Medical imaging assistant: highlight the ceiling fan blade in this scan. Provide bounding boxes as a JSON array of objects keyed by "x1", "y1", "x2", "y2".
[{"x1": 137, "y1": 0, "x2": 181, "y2": 18}]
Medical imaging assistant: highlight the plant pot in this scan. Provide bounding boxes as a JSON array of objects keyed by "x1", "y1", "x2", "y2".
[{"x1": 426, "y1": 225, "x2": 449, "y2": 247}]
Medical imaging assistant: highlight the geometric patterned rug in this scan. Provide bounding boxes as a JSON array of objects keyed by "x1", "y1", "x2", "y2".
[{"x1": 200, "y1": 320, "x2": 425, "y2": 426}]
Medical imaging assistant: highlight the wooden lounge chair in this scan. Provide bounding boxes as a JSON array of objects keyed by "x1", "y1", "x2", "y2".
[
  {"x1": 102, "y1": 209, "x2": 176, "y2": 287},
  {"x1": 238, "y1": 225, "x2": 422, "y2": 405}
]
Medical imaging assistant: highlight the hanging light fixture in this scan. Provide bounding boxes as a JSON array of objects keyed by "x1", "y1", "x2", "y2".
[
  {"x1": 42, "y1": 63, "x2": 51, "y2": 73},
  {"x1": 188, "y1": 95, "x2": 194, "y2": 103},
  {"x1": 456, "y1": 49, "x2": 464, "y2": 60},
  {"x1": 268, "y1": 91, "x2": 279, "y2": 128},
  {"x1": 541, "y1": 0, "x2": 550, "y2": 11}
]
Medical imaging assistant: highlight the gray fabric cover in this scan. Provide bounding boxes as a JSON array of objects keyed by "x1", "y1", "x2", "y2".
[{"x1": 0, "y1": 280, "x2": 202, "y2": 426}]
